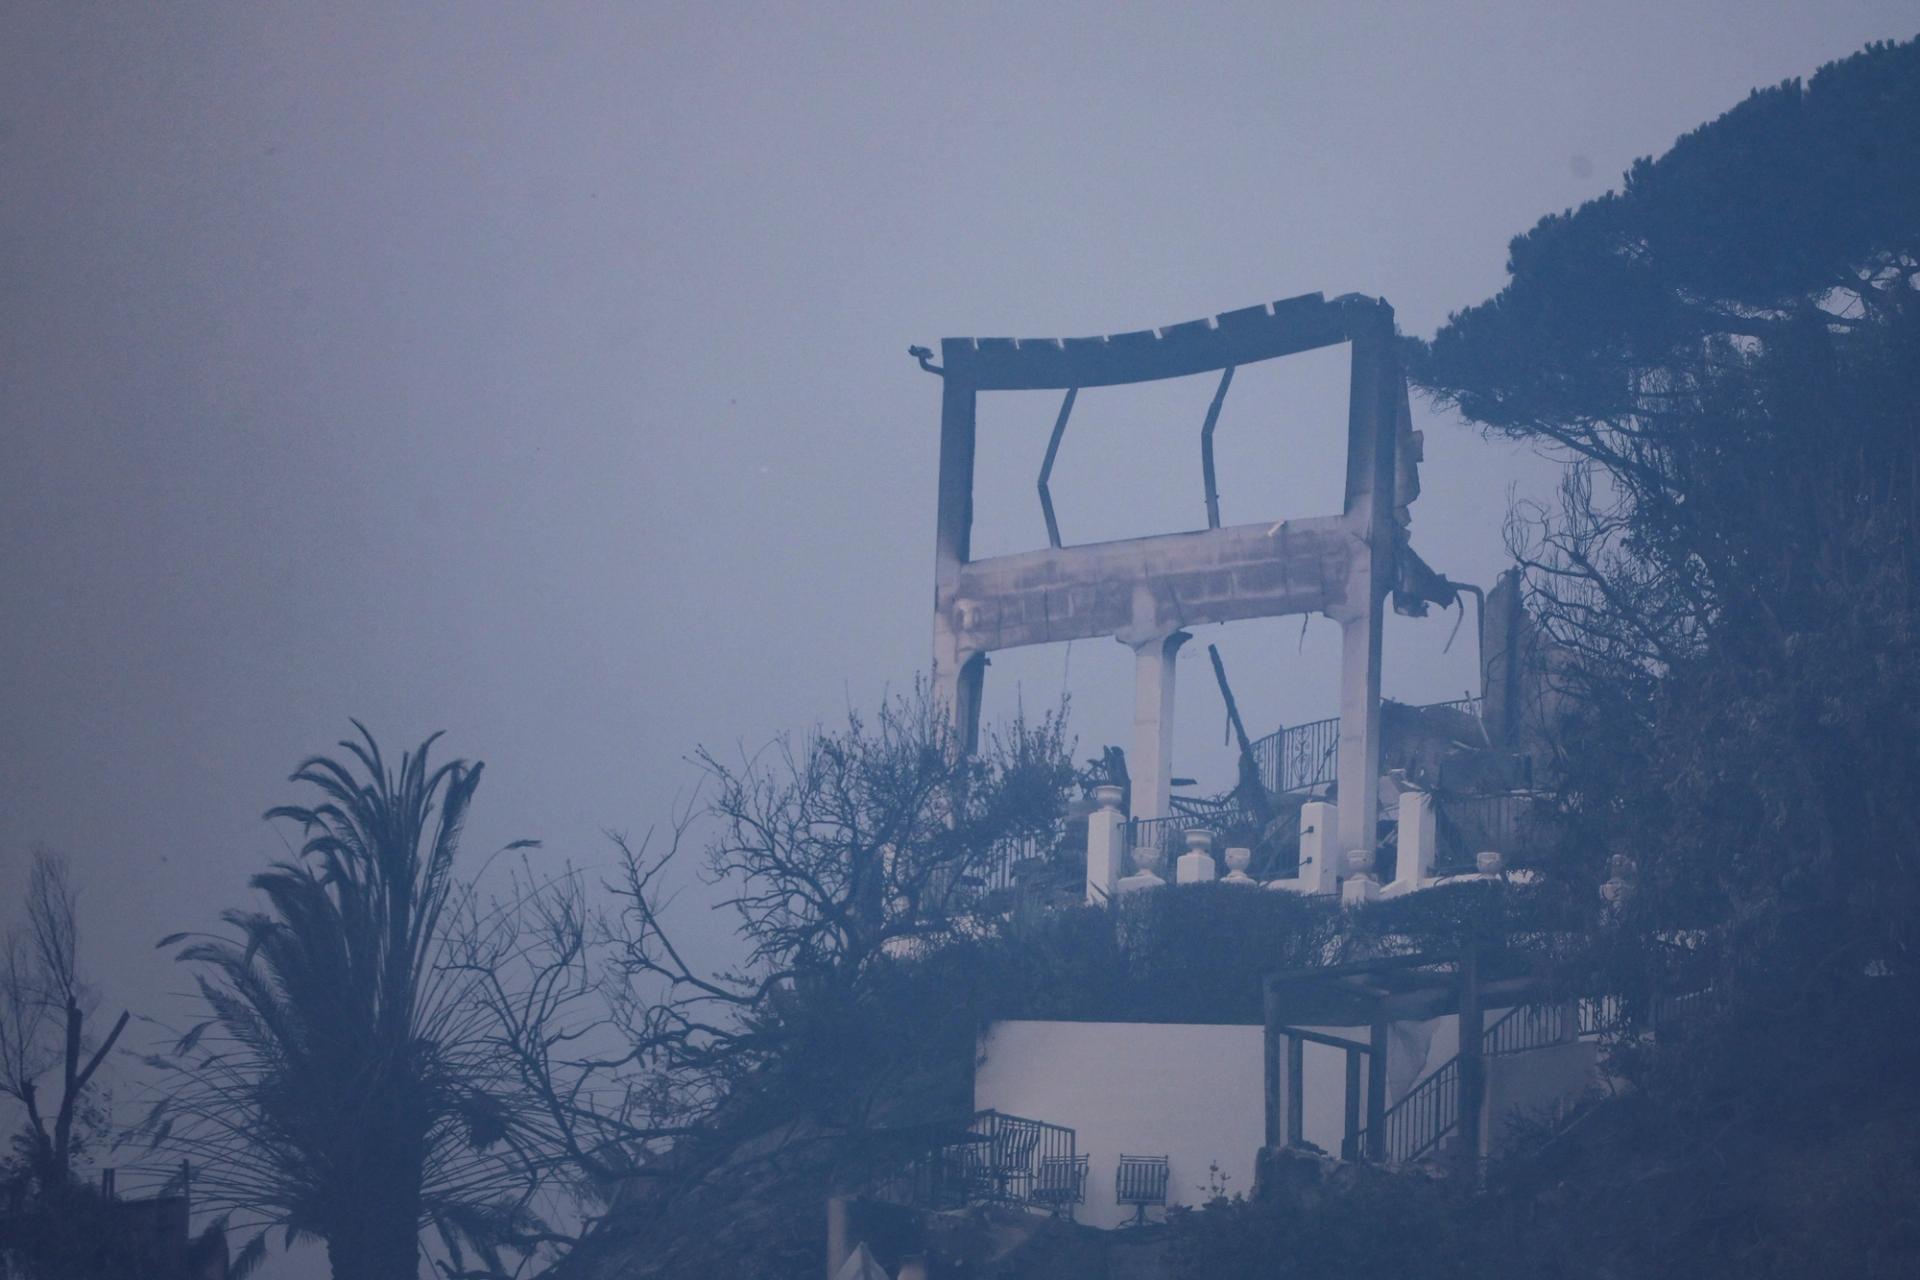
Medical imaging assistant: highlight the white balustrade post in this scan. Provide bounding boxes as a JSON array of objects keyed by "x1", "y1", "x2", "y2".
[
  {"x1": 1176, "y1": 828, "x2": 1218, "y2": 885},
  {"x1": 1119, "y1": 842, "x2": 1166, "y2": 894},
  {"x1": 1387, "y1": 790, "x2": 1436, "y2": 895},
  {"x1": 1293, "y1": 800, "x2": 1339, "y2": 894},
  {"x1": 1341, "y1": 846, "x2": 1380, "y2": 905},
  {"x1": 1085, "y1": 784, "x2": 1126, "y2": 905},
  {"x1": 1222, "y1": 847, "x2": 1256, "y2": 885}
]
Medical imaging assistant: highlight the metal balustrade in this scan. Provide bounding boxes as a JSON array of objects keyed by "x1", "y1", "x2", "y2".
[
  {"x1": 1249, "y1": 716, "x2": 1341, "y2": 796},
  {"x1": 1484, "y1": 1001, "x2": 1578, "y2": 1056},
  {"x1": 1352, "y1": 998, "x2": 1585, "y2": 1164},
  {"x1": 870, "y1": 1110, "x2": 1079, "y2": 1216},
  {"x1": 1245, "y1": 698, "x2": 1482, "y2": 801},
  {"x1": 960, "y1": 821, "x2": 1069, "y2": 899},
  {"x1": 1349, "y1": 1055, "x2": 1460, "y2": 1164}
]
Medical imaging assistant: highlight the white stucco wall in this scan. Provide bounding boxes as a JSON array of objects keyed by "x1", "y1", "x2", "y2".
[
  {"x1": 974, "y1": 1020, "x2": 1264, "y2": 1228},
  {"x1": 974, "y1": 1012, "x2": 1552, "y2": 1228}
]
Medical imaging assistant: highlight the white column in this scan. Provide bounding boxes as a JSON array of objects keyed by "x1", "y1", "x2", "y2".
[
  {"x1": 933, "y1": 640, "x2": 985, "y2": 758},
  {"x1": 1128, "y1": 631, "x2": 1190, "y2": 821},
  {"x1": 1335, "y1": 609, "x2": 1382, "y2": 870},
  {"x1": 1388, "y1": 790, "x2": 1436, "y2": 895},
  {"x1": 1085, "y1": 785, "x2": 1125, "y2": 905}
]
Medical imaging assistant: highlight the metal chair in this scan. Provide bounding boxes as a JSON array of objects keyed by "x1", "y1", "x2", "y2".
[
  {"x1": 987, "y1": 1118, "x2": 1042, "y2": 1203},
  {"x1": 1115, "y1": 1154, "x2": 1170, "y2": 1226},
  {"x1": 1033, "y1": 1154, "x2": 1089, "y2": 1219}
]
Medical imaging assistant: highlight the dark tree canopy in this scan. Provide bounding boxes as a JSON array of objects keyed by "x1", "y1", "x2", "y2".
[{"x1": 1412, "y1": 36, "x2": 1919, "y2": 438}]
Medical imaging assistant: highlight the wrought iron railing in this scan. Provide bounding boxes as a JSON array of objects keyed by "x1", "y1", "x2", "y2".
[
  {"x1": 1578, "y1": 994, "x2": 1624, "y2": 1037},
  {"x1": 1345, "y1": 985, "x2": 1710, "y2": 1167},
  {"x1": 1484, "y1": 1001, "x2": 1579, "y2": 1057},
  {"x1": 1352, "y1": 999, "x2": 1583, "y2": 1164},
  {"x1": 1349, "y1": 1054, "x2": 1460, "y2": 1164},
  {"x1": 960, "y1": 820, "x2": 1069, "y2": 899},
  {"x1": 1249, "y1": 716, "x2": 1341, "y2": 797},
  {"x1": 871, "y1": 1110, "x2": 1079, "y2": 1214},
  {"x1": 1244, "y1": 699, "x2": 1483, "y2": 801}
]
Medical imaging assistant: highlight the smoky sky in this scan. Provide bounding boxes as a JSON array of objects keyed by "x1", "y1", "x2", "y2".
[{"x1": 4, "y1": 3, "x2": 1918, "y2": 1272}]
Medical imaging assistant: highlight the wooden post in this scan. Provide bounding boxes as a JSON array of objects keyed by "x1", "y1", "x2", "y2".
[
  {"x1": 1366, "y1": 1019, "x2": 1389, "y2": 1161},
  {"x1": 1458, "y1": 948, "x2": 1485, "y2": 1166},
  {"x1": 1343, "y1": 1046, "x2": 1363, "y2": 1159},
  {"x1": 1263, "y1": 1025, "x2": 1281, "y2": 1150},
  {"x1": 1287, "y1": 1035, "x2": 1305, "y2": 1147}
]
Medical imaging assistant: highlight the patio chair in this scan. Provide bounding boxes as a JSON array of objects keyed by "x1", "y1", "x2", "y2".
[
  {"x1": 1033, "y1": 1154, "x2": 1089, "y2": 1219},
  {"x1": 1115, "y1": 1154, "x2": 1170, "y2": 1226}
]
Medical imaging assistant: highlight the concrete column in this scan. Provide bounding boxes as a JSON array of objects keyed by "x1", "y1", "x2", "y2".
[
  {"x1": 932, "y1": 375, "x2": 980, "y2": 755},
  {"x1": 1334, "y1": 309, "x2": 1397, "y2": 867},
  {"x1": 1127, "y1": 631, "x2": 1190, "y2": 821},
  {"x1": 1085, "y1": 785, "x2": 1125, "y2": 905},
  {"x1": 1388, "y1": 790, "x2": 1436, "y2": 895},
  {"x1": 932, "y1": 639, "x2": 984, "y2": 755},
  {"x1": 1335, "y1": 607, "x2": 1383, "y2": 872}
]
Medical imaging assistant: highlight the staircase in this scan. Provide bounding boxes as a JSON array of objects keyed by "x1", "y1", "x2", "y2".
[{"x1": 1348, "y1": 998, "x2": 1606, "y2": 1164}]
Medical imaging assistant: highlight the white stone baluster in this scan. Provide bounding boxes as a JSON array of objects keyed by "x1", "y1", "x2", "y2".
[
  {"x1": 1176, "y1": 828, "x2": 1218, "y2": 884},
  {"x1": 1119, "y1": 840, "x2": 1166, "y2": 894},
  {"x1": 1222, "y1": 846, "x2": 1256, "y2": 885}
]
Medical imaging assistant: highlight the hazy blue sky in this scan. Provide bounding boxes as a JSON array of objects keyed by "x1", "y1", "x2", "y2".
[{"x1": 4, "y1": 2, "x2": 1917, "y2": 1272}]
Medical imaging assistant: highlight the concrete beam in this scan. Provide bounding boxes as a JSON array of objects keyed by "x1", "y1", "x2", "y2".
[{"x1": 943, "y1": 515, "x2": 1354, "y2": 655}]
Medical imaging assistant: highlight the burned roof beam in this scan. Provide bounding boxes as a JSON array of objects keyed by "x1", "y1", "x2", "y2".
[{"x1": 939, "y1": 292, "x2": 1371, "y2": 391}]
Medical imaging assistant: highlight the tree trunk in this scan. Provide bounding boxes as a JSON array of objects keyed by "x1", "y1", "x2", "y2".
[
  {"x1": 325, "y1": 1205, "x2": 421, "y2": 1280},
  {"x1": 323, "y1": 1154, "x2": 423, "y2": 1280}
]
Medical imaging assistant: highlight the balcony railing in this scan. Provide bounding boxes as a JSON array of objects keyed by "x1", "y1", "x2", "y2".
[
  {"x1": 959, "y1": 820, "x2": 1070, "y2": 899},
  {"x1": 1246, "y1": 698, "x2": 1484, "y2": 801},
  {"x1": 870, "y1": 1110, "x2": 1080, "y2": 1216},
  {"x1": 1249, "y1": 716, "x2": 1340, "y2": 796}
]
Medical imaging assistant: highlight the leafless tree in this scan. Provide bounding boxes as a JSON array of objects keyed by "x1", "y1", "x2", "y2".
[
  {"x1": 605, "y1": 689, "x2": 1073, "y2": 1126},
  {"x1": 451, "y1": 688, "x2": 1080, "y2": 1271},
  {"x1": 0, "y1": 850, "x2": 128, "y2": 1189}
]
